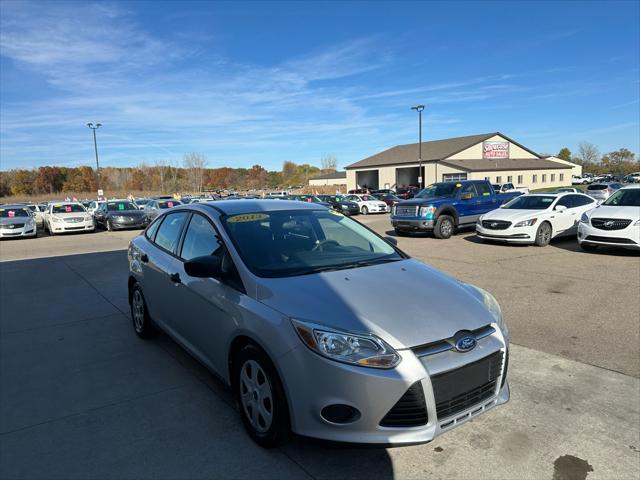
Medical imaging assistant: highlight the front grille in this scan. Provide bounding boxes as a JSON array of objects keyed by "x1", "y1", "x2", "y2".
[
  {"x1": 590, "y1": 218, "x2": 632, "y2": 230},
  {"x1": 395, "y1": 206, "x2": 419, "y2": 217},
  {"x1": 482, "y1": 220, "x2": 511, "y2": 230},
  {"x1": 431, "y1": 351, "x2": 504, "y2": 420},
  {"x1": 584, "y1": 235, "x2": 636, "y2": 245},
  {"x1": 379, "y1": 382, "x2": 428, "y2": 427},
  {"x1": 2, "y1": 223, "x2": 25, "y2": 229},
  {"x1": 412, "y1": 325, "x2": 495, "y2": 358},
  {"x1": 64, "y1": 217, "x2": 84, "y2": 223}
]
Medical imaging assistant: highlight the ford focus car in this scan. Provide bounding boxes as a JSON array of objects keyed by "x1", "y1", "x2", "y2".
[
  {"x1": 578, "y1": 184, "x2": 640, "y2": 251},
  {"x1": 476, "y1": 192, "x2": 596, "y2": 246},
  {"x1": 44, "y1": 202, "x2": 95, "y2": 235},
  {"x1": 0, "y1": 205, "x2": 37, "y2": 239},
  {"x1": 127, "y1": 200, "x2": 509, "y2": 447}
]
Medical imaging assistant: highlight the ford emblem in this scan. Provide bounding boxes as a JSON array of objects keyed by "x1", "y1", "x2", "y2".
[{"x1": 455, "y1": 336, "x2": 477, "y2": 352}]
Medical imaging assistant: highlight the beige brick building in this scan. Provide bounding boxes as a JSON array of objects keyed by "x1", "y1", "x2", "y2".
[{"x1": 345, "y1": 133, "x2": 578, "y2": 191}]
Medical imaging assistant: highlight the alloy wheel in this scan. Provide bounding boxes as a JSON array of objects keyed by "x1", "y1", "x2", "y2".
[
  {"x1": 132, "y1": 289, "x2": 145, "y2": 333},
  {"x1": 239, "y1": 359, "x2": 273, "y2": 433}
]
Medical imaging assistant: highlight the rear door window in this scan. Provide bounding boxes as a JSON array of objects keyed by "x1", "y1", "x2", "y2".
[
  {"x1": 154, "y1": 212, "x2": 189, "y2": 254},
  {"x1": 180, "y1": 214, "x2": 223, "y2": 260},
  {"x1": 555, "y1": 196, "x2": 574, "y2": 209},
  {"x1": 475, "y1": 183, "x2": 493, "y2": 196}
]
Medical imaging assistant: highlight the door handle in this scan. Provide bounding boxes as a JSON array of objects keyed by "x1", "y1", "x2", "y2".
[
  {"x1": 140, "y1": 253, "x2": 149, "y2": 263},
  {"x1": 169, "y1": 272, "x2": 181, "y2": 284}
]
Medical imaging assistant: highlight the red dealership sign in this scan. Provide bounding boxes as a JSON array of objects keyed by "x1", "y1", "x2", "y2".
[{"x1": 482, "y1": 141, "x2": 510, "y2": 159}]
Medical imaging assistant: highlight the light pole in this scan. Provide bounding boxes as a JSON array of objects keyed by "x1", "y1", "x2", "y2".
[
  {"x1": 87, "y1": 123, "x2": 102, "y2": 194},
  {"x1": 411, "y1": 105, "x2": 425, "y2": 188}
]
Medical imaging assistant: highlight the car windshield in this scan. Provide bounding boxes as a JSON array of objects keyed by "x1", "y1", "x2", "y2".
[
  {"x1": 51, "y1": 204, "x2": 85, "y2": 213},
  {"x1": 415, "y1": 183, "x2": 459, "y2": 198},
  {"x1": 136, "y1": 199, "x2": 150, "y2": 206},
  {"x1": 107, "y1": 201, "x2": 137, "y2": 211},
  {"x1": 502, "y1": 195, "x2": 556, "y2": 210},
  {"x1": 359, "y1": 195, "x2": 377, "y2": 201},
  {"x1": 222, "y1": 209, "x2": 402, "y2": 278},
  {"x1": 602, "y1": 188, "x2": 640, "y2": 207},
  {"x1": 0, "y1": 207, "x2": 30, "y2": 218},
  {"x1": 158, "y1": 200, "x2": 181, "y2": 209}
]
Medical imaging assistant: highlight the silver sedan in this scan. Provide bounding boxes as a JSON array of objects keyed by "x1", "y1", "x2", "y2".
[{"x1": 127, "y1": 200, "x2": 509, "y2": 447}]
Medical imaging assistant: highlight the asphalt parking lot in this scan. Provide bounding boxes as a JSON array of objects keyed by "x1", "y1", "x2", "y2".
[{"x1": 1, "y1": 218, "x2": 639, "y2": 480}]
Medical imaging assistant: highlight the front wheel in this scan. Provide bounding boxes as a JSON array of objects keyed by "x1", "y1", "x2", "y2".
[
  {"x1": 361, "y1": 206, "x2": 369, "y2": 215},
  {"x1": 534, "y1": 222, "x2": 552, "y2": 247},
  {"x1": 434, "y1": 215, "x2": 454, "y2": 239},
  {"x1": 106, "y1": 220, "x2": 113, "y2": 231},
  {"x1": 234, "y1": 345, "x2": 290, "y2": 448}
]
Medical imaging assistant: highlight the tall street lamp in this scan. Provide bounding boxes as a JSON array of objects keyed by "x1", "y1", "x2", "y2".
[
  {"x1": 411, "y1": 105, "x2": 425, "y2": 188},
  {"x1": 87, "y1": 123, "x2": 102, "y2": 194}
]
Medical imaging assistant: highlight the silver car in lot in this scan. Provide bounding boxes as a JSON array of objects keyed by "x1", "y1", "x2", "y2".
[
  {"x1": 127, "y1": 201, "x2": 509, "y2": 447},
  {"x1": 586, "y1": 182, "x2": 623, "y2": 203},
  {"x1": 0, "y1": 205, "x2": 37, "y2": 239}
]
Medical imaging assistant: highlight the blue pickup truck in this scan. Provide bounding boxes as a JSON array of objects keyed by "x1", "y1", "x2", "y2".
[{"x1": 390, "y1": 180, "x2": 523, "y2": 238}]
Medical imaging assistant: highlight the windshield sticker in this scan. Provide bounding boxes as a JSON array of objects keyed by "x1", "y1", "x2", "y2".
[
  {"x1": 483, "y1": 192, "x2": 490, "y2": 196},
  {"x1": 167, "y1": 201, "x2": 174, "y2": 208},
  {"x1": 53, "y1": 204, "x2": 61, "y2": 207},
  {"x1": 456, "y1": 183, "x2": 462, "y2": 187},
  {"x1": 64, "y1": 206, "x2": 72, "y2": 212},
  {"x1": 227, "y1": 213, "x2": 269, "y2": 223},
  {"x1": 8, "y1": 210, "x2": 15, "y2": 217},
  {"x1": 118, "y1": 203, "x2": 125, "y2": 210}
]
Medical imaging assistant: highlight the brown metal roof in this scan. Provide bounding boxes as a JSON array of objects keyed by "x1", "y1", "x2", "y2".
[
  {"x1": 440, "y1": 158, "x2": 570, "y2": 172},
  {"x1": 309, "y1": 171, "x2": 347, "y2": 180},
  {"x1": 345, "y1": 132, "x2": 543, "y2": 169}
]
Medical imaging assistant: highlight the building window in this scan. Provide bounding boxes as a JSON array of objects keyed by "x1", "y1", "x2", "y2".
[
  {"x1": 507, "y1": 176, "x2": 513, "y2": 183},
  {"x1": 560, "y1": 173, "x2": 564, "y2": 181},
  {"x1": 496, "y1": 176, "x2": 502, "y2": 183},
  {"x1": 542, "y1": 174, "x2": 547, "y2": 183},
  {"x1": 533, "y1": 175, "x2": 537, "y2": 183},
  {"x1": 551, "y1": 174, "x2": 555, "y2": 182},
  {"x1": 484, "y1": 176, "x2": 490, "y2": 181},
  {"x1": 517, "y1": 175, "x2": 523, "y2": 184},
  {"x1": 443, "y1": 173, "x2": 467, "y2": 182}
]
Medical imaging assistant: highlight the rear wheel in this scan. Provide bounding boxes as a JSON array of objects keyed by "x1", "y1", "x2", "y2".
[
  {"x1": 129, "y1": 282, "x2": 155, "y2": 339},
  {"x1": 234, "y1": 345, "x2": 290, "y2": 448},
  {"x1": 106, "y1": 219, "x2": 113, "y2": 231},
  {"x1": 361, "y1": 206, "x2": 369, "y2": 215},
  {"x1": 534, "y1": 222, "x2": 552, "y2": 247},
  {"x1": 434, "y1": 215, "x2": 454, "y2": 239}
]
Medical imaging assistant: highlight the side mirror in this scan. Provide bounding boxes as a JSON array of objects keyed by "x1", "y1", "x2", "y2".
[
  {"x1": 460, "y1": 192, "x2": 474, "y2": 200},
  {"x1": 184, "y1": 255, "x2": 223, "y2": 278},
  {"x1": 555, "y1": 205, "x2": 568, "y2": 212},
  {"x1": 384, "y1": 236, "x2": 398, "y2": 246}
]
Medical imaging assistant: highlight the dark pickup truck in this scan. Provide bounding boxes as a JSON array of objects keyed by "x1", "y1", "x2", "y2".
[{"x1": 390, "y1": 180, "x2": 523, "y2": 238}]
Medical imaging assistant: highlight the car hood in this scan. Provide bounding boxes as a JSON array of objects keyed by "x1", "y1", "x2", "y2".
[
  {"x1": 0, "y1": 216, "x2": 31, "y2": 225},
  {"x1": 107, "y1": 210, "x2": 145, "y2": 216},
  {"x1": 255, "y1": 258, "x2": 494, "y2": 349},
  {"x1": 588, "y1": 204, "x2": 640, "y2": 219},
  {"x1": 481, "y1": 208, "x2": 548, "y2": 222},
  {"x1": 397, "y1": 196, "x2": 454, "y2": 206},
  {"x1": 361, "y1": 200, "x2": 387, "y2": 207},
  {"x1": 50, "y1": 211, "x2": 88, "y2": 218},
  {"x1": 338, "y1": 201, "x2": 359, "y2": 208}
]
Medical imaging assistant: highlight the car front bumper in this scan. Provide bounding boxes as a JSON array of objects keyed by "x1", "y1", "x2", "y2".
[
  {"x1": 475, "y1": 224, "x2": 536, "y2": 243},
  {"x1": 50, "y1": 222, "x2": 95, "y2": 233},
  {"x1": 277, "y1": 328, "x2": 509, "y2": 445},
  {"x1": 578, "y1": 222, "x2": 640, "y2": 249},
  {"x1": 0, "y1": 225, "x2": 37, "y2": 238},
  {"x1": 110, "y1": 219, "x2": 148, "y2": 229},
  {"x1": 391, "y1": 217, "x2": 434, "y2": 231}
]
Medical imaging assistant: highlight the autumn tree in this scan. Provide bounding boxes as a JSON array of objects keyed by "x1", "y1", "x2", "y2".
[
  {"x1": 183, "y1": 153, "x2": 207, "y2": 193},
  {"x1": 577, "y1": 142, "x2": 600, "y2": 164},
  {"x1": 557, "y1": 148, "x2": 572, "y2": 161},
  {"x1": 320, "y1": 154, "x2": 338, "y2": 172}
]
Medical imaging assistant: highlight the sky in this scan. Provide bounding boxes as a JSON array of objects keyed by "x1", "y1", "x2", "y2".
[{"x1": 0, "y1": 0, "x2": 638, "y2": 171}]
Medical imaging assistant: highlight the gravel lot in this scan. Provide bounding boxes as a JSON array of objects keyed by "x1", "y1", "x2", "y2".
[{"x1": 1, "y1": 217, "x2": 638, "y2": 479}]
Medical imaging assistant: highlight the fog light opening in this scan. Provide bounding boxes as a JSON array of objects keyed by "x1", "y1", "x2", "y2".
[{"x1": 320, "y1": 404, "x2": 361, "y2": 425}]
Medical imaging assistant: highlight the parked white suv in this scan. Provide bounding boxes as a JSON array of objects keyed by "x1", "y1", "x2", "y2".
[
  {"x1": 492, "y1": 183, "x2": 529, "y2": 194},
  {"x1": 578, "y1": 185, "x2": 640, "y2": 251}
]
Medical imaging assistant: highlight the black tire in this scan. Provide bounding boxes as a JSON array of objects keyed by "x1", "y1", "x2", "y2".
[
  {"x1": 534, "y1": 222, "x2": 552, "y2": 247},
  {"x1": 580, "y1": 242, "x2": 597, "y2": 252},
  {"x1": 394, "y1": 228, "x2": 409, "y2": 237},
  {"x1": 361, "y1": 206, "x2": 369, "y2": 215},
  {"x1": 129, "y1": 282, "x2": 155, "y2": 339},
  {"x1": 433, "y1": 215, "x2": 455, "y2": 239},
  {"x1": 106, "y1": 219, "x2": 113, "y2": 232},
  {"x1": 233, "y1": 344, "x2": 290, "y2": 448}
]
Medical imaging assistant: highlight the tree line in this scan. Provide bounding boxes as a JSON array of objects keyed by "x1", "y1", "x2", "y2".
[
  {"x1": 0, "y1": 154, "x2": 338, "y2": 197},
  {"x1": 554, "y1": 144, "x2": 639, "y2": 175}
]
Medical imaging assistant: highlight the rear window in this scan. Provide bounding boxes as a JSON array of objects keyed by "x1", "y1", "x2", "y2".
[
  {"x1": 587, "y1": 184, "x2": 607, "y2": 191},
  {"x1": 158, "y1": 200, "x2": 181, "y2": 209}
]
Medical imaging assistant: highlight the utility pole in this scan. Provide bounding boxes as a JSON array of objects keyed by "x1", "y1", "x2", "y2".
[
  {"x1": 411, "y1": 105, "x2": 425, "y2": 188},
  {"x1": 87, "y1": 123, "x2": 102, "y2": 195}
]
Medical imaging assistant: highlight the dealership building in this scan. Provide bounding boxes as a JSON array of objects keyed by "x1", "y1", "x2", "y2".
[
  {"x1": 345, "y1": 132, "x2": 579, "y2": 191},
  {"x1": 308, "y1": 171, "x2": 347, "y2": 187}
]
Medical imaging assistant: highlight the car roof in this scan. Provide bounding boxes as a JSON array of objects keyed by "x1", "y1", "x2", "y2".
[
  {"x1": 199, "y1": 199, "x2": 322, "y2": 215},
  {"x1": 1, "y1": 204, "x2": 30, "y2": 209},
  {"x1": 621, "y1": 184, "x2": 640, "y2": 189}
]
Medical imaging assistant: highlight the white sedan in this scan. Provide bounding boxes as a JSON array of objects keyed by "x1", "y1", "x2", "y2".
[
  {"x1": 578, "y1": 184, "x2": 640, "y2": 251},
  {"x1": 44, "y1": 202, "x2": 95, "y2": 235},
  {"x1": 345, "y1": 194, "x2": 388, "y2": 214},
  {"x1": 476, "y1": 192, "x2": 596, "y2": 246}
]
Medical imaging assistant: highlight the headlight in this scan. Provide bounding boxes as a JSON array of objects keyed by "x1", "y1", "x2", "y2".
[
  {"x1": 419, "y1": 206, "x2": 436, "y2": 218},
  {"x1": 341, "y1": 204, "x2": 348, "y2": 209},
  {"x1": 466, "y1": 284, "x2": 509, "y2": 344},
  {"x1": 580, "y1": 213, "x2": 590, "y2": 224},
  {"x1": 633, "y1": 219, "x2": 640, "y2": 226},
  {"x1": 51, "y1": 215, "x2": 63, "y2": 222},
  {"x1": 514, "y1": 218, "x2": 537, "y2": 227},
  {"x1": 84, "y1": 216, "x2": 92, "y2": 221},
  {"x1": 477, "y1": 215, "x2": 483, "y2": 225},
  {"x1": 291, "y1": 320, "x2": 401, "y2": 369}
]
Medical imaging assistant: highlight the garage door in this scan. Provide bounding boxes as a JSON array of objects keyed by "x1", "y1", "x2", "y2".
[
  {"x1": 396, "y1": 167, "x2": 424, "y2": 188},
  {"x1": 356, "y1": 170, "x2": 379, "y2": 190}
]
